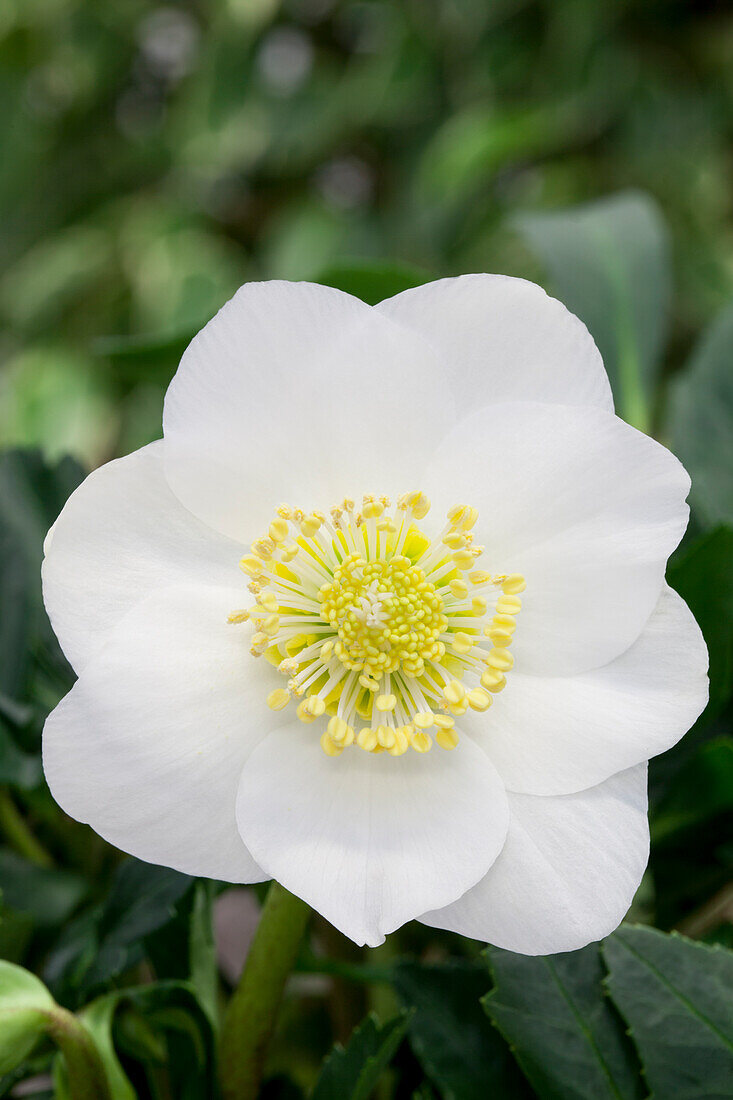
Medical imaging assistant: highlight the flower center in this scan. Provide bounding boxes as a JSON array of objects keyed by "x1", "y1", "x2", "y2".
[{"x1": 229, "y1": 493, "x2": 525, "y2": 758}]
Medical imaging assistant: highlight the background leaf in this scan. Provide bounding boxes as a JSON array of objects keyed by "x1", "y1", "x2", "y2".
[
  {"x1": 669, "y1": 303, "x2": 733, "y2": 528},
  {"x1": 393, "y1": 959, "x2": 530, "y2": 1099},
  {"x1": 483, "y1": 944, "x2": 643, "y2": 1100},
  {"x1": 311, "y1": 1012, "x2": 411, "y2": 1100},
  {"x1": 515, "y1": 191, "x2": 671, "y2": 430},
  {"x1": 603, "y1": 926, "x2": 733, "y2": 1100},
  {"x1": 0, "y1": 960, "x2": 55, "y2": 1075}
]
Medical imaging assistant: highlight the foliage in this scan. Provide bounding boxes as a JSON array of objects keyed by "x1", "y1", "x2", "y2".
[{"x1": 0, "y1": 0, "x2": 732, "y2": 1096}]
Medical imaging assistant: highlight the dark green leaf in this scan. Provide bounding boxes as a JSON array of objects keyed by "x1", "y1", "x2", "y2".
[
  {"x1": 603, "y1": 925, "x2": 733, "y2": 1100},
  {"x1": 0, "y1": 960, "x2": 55, "y2": 1075},
  {"x1": 316, "y1": 261, "x2": 429, "y2": 305},
  {"x1": 515, "y1": 192, "x2": 670, "y2": 429},
  {"x1": 188, "y1": 881, "x2": 219, "y2": 1030},
  {"x1": 668, "y1": 526, "x2": 733, "y2": 720},
  {"x1": 483, "y1": 944, "x2": 643, "y2": 1100},
  {"x1": 669, "y1": 303, "x2": 733, "y2": 527},
  {"x1": 393, "y1": 960, "x2": 530, "y2": 1099},
  {"x1": 652, "y1": 737, "x2": 733, "y2": 843},
  {"x1": 0, "y1": 849, "x2": 87, "y2": 927},
  {"x1": 311, "y1": 1011, "x2": 411, "y2": 1100}
]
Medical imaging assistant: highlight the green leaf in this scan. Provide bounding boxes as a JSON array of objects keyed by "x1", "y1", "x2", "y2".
[
  {"x1": 66, "y1": 995, "x2": 136, "y2": 1100},
  {"x1": 515, "y1": 191, "x2": 671, "y2": 430},
  {"x1": 392, "y1": 960, "x2": 530, "y2": 1099},
  {"x1": 0, "y1": 849, "x2": 87, "y2": 926},
  {"x1": 44, "y1": 859, "x2": 192, "y2": 999},
  {"x1": 311, "y1": 1011, "x2": 411, "y2": 1100},
  {"x1": 603, "y1": 926, "x2": 733, "y2": 1100},
  {"x1": 669, "y1": 302, "x2": 733, "y2": 527},
  {"x1": 0, "y1": 959, "x2": 55, "y2": 1075},
  {"x1": 652, "y1": 737, "x2": 733, "y2": 842},
  {"x1": 483, "y1": 944, "x2": 643, "y2": 1100},
  {"x1": 315, "y1": 261, "x2": 429, "y2": 305},
  {"x1": 188, "y1": 881, "x2": 219, "y2": 1030},
  {"x1": 668, "y1": 526, "x2": 733, "y2": 720}
]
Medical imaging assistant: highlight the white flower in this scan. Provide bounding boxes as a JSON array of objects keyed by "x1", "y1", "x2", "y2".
[{"x1": 42, "y1": 276, "x2": 708, "y2": 953}]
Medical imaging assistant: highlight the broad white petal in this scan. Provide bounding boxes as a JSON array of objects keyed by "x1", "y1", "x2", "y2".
[
  {"x1": 42, "y1": 441, "x2": 243, "y2": 674},
  {"x1": 43, "y1": 584, "x2": 284, "y2": 883},
  {"x1": 469, "y1": 586, "x2": 708, "y2": 795},
  {"x1": 236, "y1": 726, "x2": 509, "y2": 947},
  {"x1": 422, "y1": 764, "x2": 648, "y2": 955},
  {"x1": 163, "y1": 280, "x2": 456, "y2": 542},
  {"x1": 426, "y1": 402, "x2": 690, "y2": 674},
  {"x1": 377, "y1": 274, "x2": 612, "y2": 413}
]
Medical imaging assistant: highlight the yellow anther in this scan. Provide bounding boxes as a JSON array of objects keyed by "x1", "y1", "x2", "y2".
[
  {"x1": 267, "y1": 688, "x2": 291, "y2": 711},
  {"x1": 388, "y1": 727, "x2": 409, "y2": 755},
  {"x1": 259, "y1": 591, "x2": 278, "y2": 612},
  {"x1": 467, "y1": 688, "x2": 492, "y2": 712},
  {"x1": 376, "y1": 725, "x2": 395, "y2": 749},
  {"x1": 239, "y1": 555, "x2": 263, "y2": 578},
  {"x1": 269, "y1": 518, "x2": 289, "y2": 543},
  {"x1": 262, "y1": 613, "x2": 280, "y2": 637},
  {"x1": 251, "y1": 631, "x2": 267, "y2": 653},
  {"x1": 300, "y1": 515, "x2": 321, "y2": 538},
  {"x1": 452, "y1": 550, "x2": 475, "y2": 571},
  {"x1": 376, "y1": 693, "x2": 397, "y2": 712},
  {"x1": 357, "y1": 727, "x2": 378, "y2": 752},
  {"x1": 452, "y1": 631, "x2": 474, "y2": 654},
  {"x1": 502, "y1": 574, "x2": 526, "y2": 595},
  {"x1": 436, "y1": 727, "x2": 459, "y2": 750},
  {"x1": 280, "y1": 544, "x2": 299, "y2": 562},
  {"x1": 443, "y1": 532, "x2": 466, "y2": 549},
  {"x1": 297, "y1": 700, "x2": 317, "y2": 723},
  {"x1": 434, "y1": 714, "x2": 455, "y2": 730},
  {"x1": 469, "y1": 570, "x2": 491, "y2": 585},
  {"x1": 496, "y1": 595, "x2": 522, "y2": 615},
  {"x1": 359, "y1": 674, "x2": 380, "y2": 691},
  {"x1": 407, "y1": 491, "x2": 430, "y2": 519},
  {"x1": 487, "y1": 647, "x2": 514, "y2": 671},
  {"x1": 227, "y1": 609, "x2": 249, "y2": 624},
  {"x1": 320, "y1": 731, "x2": 343, "y2": 756},
  {"x1": 304, "y1": 695, "x2": 326, "y2": 717},
  {"x1": 413, "y1": 712, "x2": 435, "y2": 729},
  {"x1": 485, "y1": 628, "x2": 513, "y2": 647},
  {"x1": 320, "y1": 640, "x2": 334, "y2": 661},
  {"x1": 471, "y1": 597, "x2": 487, "y2": 615},
  {"x1": 458, "y1": 506, "x2": 479, "y2": 531},
  {"x1": 449, "y1": 579, "x2": 468, "y2": 599},
  {"x1": 362, "y1": 495, "x2": 384, "y2": 519},
  {"x1": 377, "y1": 518, "x2": 397, "y2": 534},
  {"x1": 327, "y1": 716, "x2": 351, "y2": 743},
  {"x1": 410, "y1": 729, "x2": 432, "y2": 752},
  {"x1": 447, "y1": 504, "x2": 469, "y2": 526},
  {"x1": 252, "y1": 537, "x2": 275, "y2": 560},
  {"x1": 443, "y1": 680, "x2": 466, "y2": 706},
  {"x1": 480, "y1": 669, "x2": 507, "y2": 693},
  {"x1": 276, "y1": 504, "x2": 292, "y2": 519},
  {"x1": 492, "y1": 613, "x2": 516, "y2": 633}
]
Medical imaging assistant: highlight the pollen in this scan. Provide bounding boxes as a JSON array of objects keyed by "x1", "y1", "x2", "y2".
[{"x1": 229, "y1": 492, "x2": 524, "y2": 758}]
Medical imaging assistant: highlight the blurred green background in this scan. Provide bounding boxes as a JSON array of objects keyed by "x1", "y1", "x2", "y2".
[
  {"x1": 1, "y1": 1, "x2": 733, "y2": 1098},
  {"x1": 2, "y1": 0, "x2": 733, "y2": 464}
]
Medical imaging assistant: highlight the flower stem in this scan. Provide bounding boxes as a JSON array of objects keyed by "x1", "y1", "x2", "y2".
[
  {"x1": 46, "y1": 1006, "x2": 112, "y2": 1100},
  {"x1": 218, "y1": 882, "x2": 310, "y2": 1100},
  {"x1": 0, "y1": 787, "x2": 53, "y2": 867}
]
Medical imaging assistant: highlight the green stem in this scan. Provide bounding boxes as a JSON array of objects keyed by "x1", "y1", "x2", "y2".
[
  {"x1": 46, "y1": 1006, "x2": 112, "y2": 1100},
  {"x1": 0, "y1": 787, "x2": 53, "y2": 867},
  {"x1": 218, "y1": 882, "x2": 310, "y2": 1100}
]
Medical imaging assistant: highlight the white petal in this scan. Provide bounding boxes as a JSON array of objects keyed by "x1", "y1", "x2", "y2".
[
  {"x1": 163, "y1": 280, "x2": 456, "y2": 542},
  {"x1": 470, "y1": 586, "x2": 708, "y2": 795},
  {"x1": 235, "y1": 726, "x2": 509, "y2": 947},
  {"x1": 377, "y1": 274, "x2": 612, "y2": 414},
  {"x1": 43, "y1": 584, "x2": 284, "y2": 883},
  {"x1": 421, "y1": 764, "x2": 649, "y2": 955},
  {"x1": 42, "y1": 441, "x2": 243, "y2": 674},
  {"x1": 426, "y1": 402, "x2": 690, "y2": 674}
]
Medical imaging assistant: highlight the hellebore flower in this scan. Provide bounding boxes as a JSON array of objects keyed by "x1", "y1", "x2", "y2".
[{"x1": 42, "y1": 276, "x2": 708, "y2": 952}]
